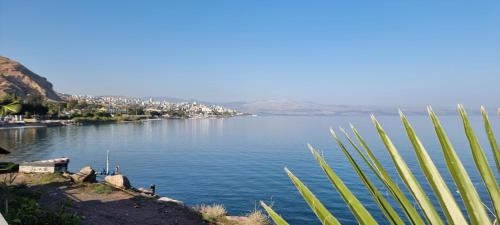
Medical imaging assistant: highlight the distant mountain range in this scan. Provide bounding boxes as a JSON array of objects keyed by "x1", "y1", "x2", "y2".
[
  {"x1": 0, "y1": 56, "x2": 61, "y2": 101},
  {"x1": 140, "y1": 98, "x2": 458, "y2": 116},
  {"x1": 220, "y1": 100, "x2": 461, "y2": 116},
  {"x1": 0, "y1": 56, "x2": 463, "y2": 116}
]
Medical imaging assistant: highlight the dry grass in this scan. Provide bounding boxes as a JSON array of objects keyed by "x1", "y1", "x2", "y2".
[
  {"x1": 195, "y1": 204, "x2": 269, "y2": 225},
  {"x1": 195, "y1": 204, "x2": 227, "y2": 222},
  {"x1": 242, "y1": 211, "x2": 269, "y2": 225},
  {"x1": 31, "y1": 173, "x2": 66, "y2": 185}
]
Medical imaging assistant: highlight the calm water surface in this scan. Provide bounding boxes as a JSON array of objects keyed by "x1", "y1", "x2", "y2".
[{"x1": 1, "y1": 115, "x2": 498, "y2": 224}]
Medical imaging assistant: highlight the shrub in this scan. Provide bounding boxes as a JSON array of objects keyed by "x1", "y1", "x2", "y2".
[{"x1": 1, "y1": 185, "x2": 81, "y2": 225}]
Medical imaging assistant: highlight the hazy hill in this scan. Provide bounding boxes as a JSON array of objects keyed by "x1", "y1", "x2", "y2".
[{"x1": 0, "y1": 56, "x2": 61, "y2": 101}]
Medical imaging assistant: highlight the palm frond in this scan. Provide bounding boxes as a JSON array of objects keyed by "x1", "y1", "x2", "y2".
[
  {"x1": 260, "y1": 201, "x2": 290, "y2": 225},
  {"x1": 428, "y1": 106, "x2": 492, "y2": 225},
  {"x1": 285, "y1": 167, "x2": 341, "y2": 225},
  {"x1": 458, "y1": 105, "x2": 500, "y2": 220},
  {"x1": 400, "y1": 110, "x2": 468, "y2": 225},
  {"x1": 261, "y1": 106, "x2": 498, "y2": 225}
]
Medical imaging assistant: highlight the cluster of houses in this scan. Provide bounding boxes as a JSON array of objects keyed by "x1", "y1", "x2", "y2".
[
  {"x1": 0, "y1": 115, "x2": 25, "y2": 125},
  {"x1": 69, "y1": 95, "x2": 241, "y2": 118}
]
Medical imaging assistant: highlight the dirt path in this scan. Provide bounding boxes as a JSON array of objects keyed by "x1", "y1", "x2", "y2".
[{"x1": 2, "y1": 173, "x2": 208, "y2": 225}]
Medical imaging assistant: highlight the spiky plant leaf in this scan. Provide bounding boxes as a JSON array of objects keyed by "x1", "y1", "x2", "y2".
[
  {"x1": 371, "y1": 115, "x2": 445, "y2": 225},
  {"x1": 350, "y1": 124, "x2": 426, "y2": 225},
  {"x1": 480, "y1": 106, "x2": 500, "y2": 173},
  {"x1": 428, "y1": 107, "x2": 492, "y2": 225},
  {"x1": 458, "y1": 105, "x2": 500, "y2": 220},
  {"x1": 400, "y1": 110, "x2": 468, "y2": 225},
  {"x1": 0, "y1": 101, "x2": 22, "y2": 117},
  {"x1": 307, "y1": 144, "x2": 379, "y2": 225},
  {"x1": 285, "y1": 167, "x2": 341, "y2": 225},
  {"x1": 260, "y1": 201, "x2": 290, "y2": 225},
  {"x1": 331, "y1": 128, "x2": 405, "y2": 225}
]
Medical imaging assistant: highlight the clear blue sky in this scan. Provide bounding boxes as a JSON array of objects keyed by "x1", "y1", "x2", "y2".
[{"x1": 1, "y1": 1, "x2": 499, "y2": 107}]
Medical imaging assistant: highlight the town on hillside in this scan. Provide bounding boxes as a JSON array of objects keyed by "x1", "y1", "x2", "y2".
[{"x1": 0, "y1": 94, "x2": 247, "y2": 127}]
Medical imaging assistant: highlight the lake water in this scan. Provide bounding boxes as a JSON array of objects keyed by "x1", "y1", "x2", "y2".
[{"x1": 1, "y1": 115, "x2": 498, "y2": 224}]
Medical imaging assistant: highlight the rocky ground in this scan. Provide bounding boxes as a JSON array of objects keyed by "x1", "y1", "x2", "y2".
[
  {"x1": 0, "y1": 172, "x2": 269, "y2": 225},
  {"x1": 1, "y1": 173, "x2": 207, "y2": 225}
]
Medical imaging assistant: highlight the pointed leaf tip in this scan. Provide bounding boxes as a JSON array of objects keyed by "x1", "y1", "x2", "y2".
[
  {"x1": 398, "y1": 109, "x2": 404, "y2": 117},
  {"x1": 338, "y1": 126, "x2": 346, "y2": 134},
  {"x1": 330, "y1": 129, "x2": 338, "y2": 138}
]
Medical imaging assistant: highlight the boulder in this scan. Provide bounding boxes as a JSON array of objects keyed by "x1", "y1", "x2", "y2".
[
  {"x1": 158, "y1": 197, "x2": 183, "y2": 205},
  {"x1": 138, "y1": 187, "x2": 154, "y2": 195},
  {"x1": 105, "y1": 175, "x2": 131, "y2": 189},
  {"x1": 71, "y1": 166, "x2": 96, "y2": 183}
]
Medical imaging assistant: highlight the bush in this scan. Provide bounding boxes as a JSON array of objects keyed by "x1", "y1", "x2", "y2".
[{"x1": 0, "y1": 185, "x2": 81, "y2": 225}]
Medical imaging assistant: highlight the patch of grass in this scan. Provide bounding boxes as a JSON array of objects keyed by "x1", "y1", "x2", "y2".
[
  {"x1": 32, "y1": 173, "x2": 66, "y2": 185},
  {"x1": 195, "y1": 204, "x2": 227, "y2": 223},
  {"x1": 90, "y1": 183, "x2": 114, "y2": 195},
  {"x1": 195, "y1": 204, "x2": 270, "y2": 225},
  {"x1": 242, "y1": 211, "x2": 269, "y2": 225}
]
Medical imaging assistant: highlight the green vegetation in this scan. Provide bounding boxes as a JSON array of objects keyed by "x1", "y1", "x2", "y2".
[
  {"x1": 30, "y1": 173, "x2": 67, "y2": 185},
  {"x1": 0, "y1": 173, "x2": 81, "y2": 225},
  {"x1": 88, "y1": 183, "x2": 114, "y2": 195},
  {"x1": 0, "y1": 97, "x2": 21, "y2": 117},
  {"x1": 0, "y1": 162, "x2": 18, "y2": 173},
  {"x1": 262, "y1": 105, "x2": 500, "y2": 225}
]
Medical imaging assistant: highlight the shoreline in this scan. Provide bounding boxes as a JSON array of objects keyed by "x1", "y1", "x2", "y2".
[{"x1": 0, "y1": 114, "x2": 255, "y2": 130}]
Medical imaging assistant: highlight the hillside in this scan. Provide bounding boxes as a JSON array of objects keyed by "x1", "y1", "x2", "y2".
[{"x1": 0, "y1": 56, "x2": 61, "y2": 101}]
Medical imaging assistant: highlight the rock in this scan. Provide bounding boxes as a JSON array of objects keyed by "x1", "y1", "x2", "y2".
[
  {"x1": 0, "y1": 56, "x2": 62, "y2": 101},
  {"x1": 105, "y1": 175, "x2": 131, "y2": 189},
  {"x1": 138, "y1": 187, "x2": 154, "y2": 195},
  {"x1": 158, "y1": 197, "x2": 183, "y2": 205},
  {"x1": 70, "y1": 166, "x2": 96, "y2": 183}
]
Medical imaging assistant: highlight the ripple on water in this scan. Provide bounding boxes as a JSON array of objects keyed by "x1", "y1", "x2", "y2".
[{"x1": 1, "y1": 115, "x2": 498, "y2": 225}]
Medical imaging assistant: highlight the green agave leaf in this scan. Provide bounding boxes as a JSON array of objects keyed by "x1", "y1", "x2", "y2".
[
  {"x1": 307, "y1": 144, "x2": 379, "y2": 225},
  {"x1": 428, "y1": 107, "x2": 492, "y2": 225},
  {"x1": 480, "y1": 106, "x2": 500, "y2": 173},
  {"x1": 260, "y1": 201, "x2": 290, "y2": 225},
  {"x1": 350, "y1": 124, "x2": 426, "y2": 225},
  {"x1": 285, "y1": 167, "x2": 341, "y2": 225},
  {"x1": 400, "y1": 110, "x2": 468, "y2": 225},
  {"x1": 3, "y1": 101, "x2": 21, "y2": 113},
  {"x1": 371, "y1": 115, "x2": 445, "y2": 225},
  {"x1": 331, "y1": 128, "x2": 405, "y2": 225},
  {"x1": 458, "y1": 105, "x2": 500, "y2": 221}
]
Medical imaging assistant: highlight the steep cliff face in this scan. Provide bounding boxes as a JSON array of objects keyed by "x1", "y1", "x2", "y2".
[{"x1": 0, "y1": 56, "x2": 61, "y2": 101}]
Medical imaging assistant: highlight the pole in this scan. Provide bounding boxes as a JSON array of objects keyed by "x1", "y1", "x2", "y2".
[{"x1": 106, "y1": 150, "x2": 110, "y2": 175}]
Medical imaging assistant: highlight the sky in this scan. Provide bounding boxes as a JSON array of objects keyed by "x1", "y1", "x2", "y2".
[{"x1": 0, "y1": 1, "x2": 499, "y2": 108}]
